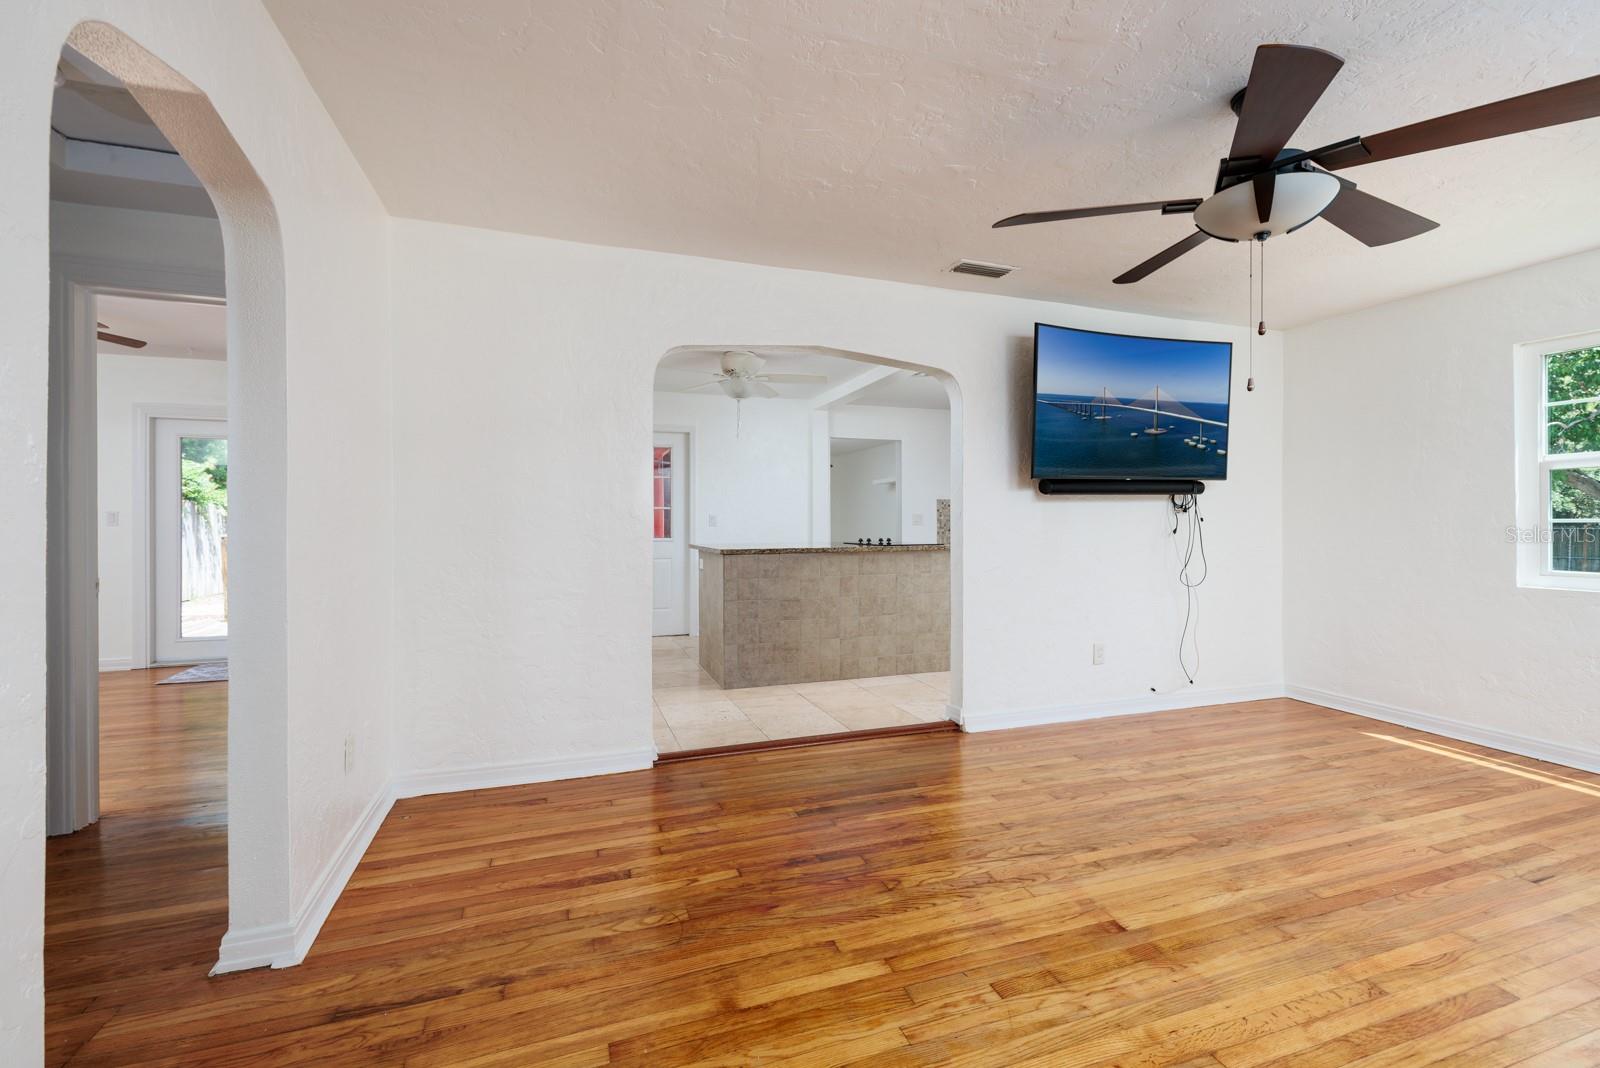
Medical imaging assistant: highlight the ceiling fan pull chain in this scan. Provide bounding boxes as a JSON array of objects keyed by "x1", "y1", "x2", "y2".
[
  {"x1": 1258, "y1": 237, "x2": 1267, "y2": 337},
  {"x1": 1246, "y1": 242, "x2": 1256, "y2": 392}
]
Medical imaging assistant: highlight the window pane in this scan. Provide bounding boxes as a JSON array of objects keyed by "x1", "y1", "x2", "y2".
[
  {"x1": 1552, "y1": 524, "x2": 1600, "y2": 573},
  {"x1": 1547, "y1": 398, "x2": 1600, "y2": 455},
  {"x1": 1547, "y1": 347, "x2": 1600, "y2": 404},
  {"x1": 1551, "y1": 467, "x2": 1600, "y2": 521},
  {"x1": 180, "y1": 436, "x2": 229, "y2": 638},
  {"x1": 653, "y1": 445, "x2": 671, "y2": 538}
]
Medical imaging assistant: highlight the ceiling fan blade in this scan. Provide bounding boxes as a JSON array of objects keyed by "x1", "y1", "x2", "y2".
[
  {"x1": 759, "y1": 374, "x2": 828, "y2": 384},
  {"x1": 1252, "y1": 173, "x2": 1275, "y2": 224},
  {"x1": 752, "y1": 382, "x2": 780, "y2": 399},
  {"x1": 1319, "y1": 73, "x2": 1600, "y2": 170},
  {"x1": 1112, "y1": 231, "x2": 1210, "y2": 285},
  {"x1": 97, "y1": 329, "x2": 147, "y2": 349},
  {"x1": 682, "y1": 380, "x2": 727, "y2": 394},
  {"x1": 1229, "y1": 44, "x2": 1345, "y2": 166},
  {"x1": 992, "y1": 199, "x2": 1201, "y2": 228},
  {"x1": 1319, "y1": 184, "x2": 1439, "y2": 246}
]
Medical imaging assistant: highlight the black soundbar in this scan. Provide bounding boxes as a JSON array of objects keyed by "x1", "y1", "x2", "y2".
[{"x1": 1037, "y1": 478, "x2": 1206, "y2": 496}]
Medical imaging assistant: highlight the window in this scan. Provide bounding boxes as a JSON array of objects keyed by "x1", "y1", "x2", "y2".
[
  {"x1": 652, "y1": 445, "x2": 672, "y2": 539},
  {"x1": 1516, "y1": 335, "x2": 1600, "y2": 590}
]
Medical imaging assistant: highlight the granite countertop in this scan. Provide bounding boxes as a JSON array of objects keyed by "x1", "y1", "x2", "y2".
[{"x1": 691, "y1": 543, "x2": 950, "y2": 555}]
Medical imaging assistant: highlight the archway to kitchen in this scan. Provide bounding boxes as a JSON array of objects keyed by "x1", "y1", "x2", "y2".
[{"x1": 649, "y1": 345, "x2": 964, "y2": 757}]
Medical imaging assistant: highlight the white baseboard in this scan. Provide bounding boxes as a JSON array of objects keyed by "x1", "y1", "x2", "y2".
[
  {"x1": 392, "y1": 747, "x2": 656, "y2": 799},
  {"x1": 214, "y1": 747, "x2": 654, "y2": 973},
  {"x1": 287, "y1": 782, "x2": 396, "y2": 965},
  {"x1": 1285, "y1": 684, "x2": 1600, "y2": 776},
  {"x1": 98, "y1": 657, "x2": 132, "y2": 672},
  {"x1": 213, "y1": 782, "x2": 394, "y2": 974},
  {"x1": 212, "y1": 921, "x2": 295, "y2": 974},
  {"x1": 957, "y1": 683, "x2": 1285, "y2": 733}
]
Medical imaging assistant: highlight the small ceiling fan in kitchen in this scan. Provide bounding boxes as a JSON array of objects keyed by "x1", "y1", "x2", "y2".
[
  {"x1": 992, "y1": 43, "x2": 1600, "y2": 283},
  {"x1": 684, "y1": 350, "x2": 828, "y2": 399}
]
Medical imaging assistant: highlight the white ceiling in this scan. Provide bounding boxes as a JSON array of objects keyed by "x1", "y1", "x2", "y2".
[
  {"x1": 264, "y1": 0, "x2": 1600, "y2": 327},
  {"x1": 50, "y1": 46, "x2": 215, "y2": 218},
  {"x1": 848, "y1": 372, "x2": 951, "y2": 410},
  {"x1": 831, "y1": 437, "x2": 895, "y2": 456},
  {"x1": 96, "y1": 294, "x2": 227, "y2": 360}
]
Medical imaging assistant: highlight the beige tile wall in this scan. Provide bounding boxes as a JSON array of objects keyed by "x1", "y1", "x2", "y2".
[
  {"x1": 699, "y1": 549, "x2": 950, "y2": 688},
  {"x1": 697, "y1": 550, "x2": 725, "y2": 683}
]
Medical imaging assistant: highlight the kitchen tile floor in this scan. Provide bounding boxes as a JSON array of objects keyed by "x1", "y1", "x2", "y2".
[{"x1": 652, "y1": 635, "x2": 951, "y2": 753}]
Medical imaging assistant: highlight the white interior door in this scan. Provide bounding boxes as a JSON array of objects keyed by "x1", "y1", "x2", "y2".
[
  {"x1": 652, "y1": 432, "x2": 689, "y2": 636},
  {"x1": 153, "y1": 417, "x2": 229, "y2": 664}
]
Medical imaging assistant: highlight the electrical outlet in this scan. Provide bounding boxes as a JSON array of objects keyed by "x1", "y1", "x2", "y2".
[
  {"x1": 343, "y1": 735, "x2": 355, "y2": 774},
  {"x1": 912, "y1": 513, "x2": 924, "y2": 527},
  {"x1": 1092, "y1": 642, "x2": 1105, "y2": 666},
  {"x1": 105, "y1": 511, "x2": 120, "y2": 527},
  {"x1": 708, "y1": 514, "x2": 719, "y2": 527}
]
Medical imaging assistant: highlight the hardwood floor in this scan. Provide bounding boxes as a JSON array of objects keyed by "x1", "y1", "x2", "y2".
[
  {"x1": 47, "y1": 668, "x2": 228, "y2": 1067},
  {"x1": 47, "y1": 676, "x2": 1600, "y2": 1065}
]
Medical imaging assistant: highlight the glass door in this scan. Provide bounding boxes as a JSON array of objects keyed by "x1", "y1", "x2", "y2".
[{"x1": 152, "y1": 418, "x2": 229, "y2": 664}]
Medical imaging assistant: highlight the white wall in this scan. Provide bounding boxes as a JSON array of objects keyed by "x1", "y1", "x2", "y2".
[
  {"x1": 392, "y1": 218, "x2": 1285, "y2": 781},
  {"x1": 831, "y1": 441, "x2": 901, "y2": 544},
  {"x1": 831, "y1": 403, "x2": 951, "y2": 544},
  {"x1": 652, "y1": 391, "x2": 813, "y2": 547},
  {"x1": 95, "y1": 352, "x2": 228, "y2": 667},
  {"x1": 4, "y1": 5, "x2": 394, "y2": 1055},
  {"x1": 1284, "y1": 247, "x2": 1600, "y2": 759}
]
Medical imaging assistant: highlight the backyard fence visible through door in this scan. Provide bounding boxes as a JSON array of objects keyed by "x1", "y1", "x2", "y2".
[{"x1": 152, "y1": 416, "x2": 229, "y2": 664}]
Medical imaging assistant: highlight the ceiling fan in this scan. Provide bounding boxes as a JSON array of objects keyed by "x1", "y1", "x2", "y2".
[
  {"x1": 993, "y1": 44, "x2": 1600, "y2": 283},
  {"x1": 684, "y1": 350, "x2": 828, "y2": 399},
  {"x1": 96, "y1": 322, "x2": 147, "y2": 349}
]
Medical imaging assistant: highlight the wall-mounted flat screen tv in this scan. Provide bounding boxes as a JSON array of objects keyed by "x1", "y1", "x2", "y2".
[{"x1": 1032, "y1": 323, "x2": 1233, "y2": 481}]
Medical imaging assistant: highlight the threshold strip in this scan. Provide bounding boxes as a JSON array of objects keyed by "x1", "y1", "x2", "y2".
[{"x1": 655, "y1": 720, "x2": 958, "y2": 763}]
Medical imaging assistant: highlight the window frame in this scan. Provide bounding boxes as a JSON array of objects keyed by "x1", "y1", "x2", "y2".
[{"x1": 1515, "y1": 330, "x2": 1600, "y2": 592}]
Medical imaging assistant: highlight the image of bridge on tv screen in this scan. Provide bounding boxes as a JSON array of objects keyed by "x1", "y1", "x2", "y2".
[{"x1": 1042, "y1": 386, "x2": 1229, "y2": 447}]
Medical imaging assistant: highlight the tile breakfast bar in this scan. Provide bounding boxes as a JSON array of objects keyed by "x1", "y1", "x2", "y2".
[{"x1": 693, "y1": 543, "x2": 951, "y2": 689}]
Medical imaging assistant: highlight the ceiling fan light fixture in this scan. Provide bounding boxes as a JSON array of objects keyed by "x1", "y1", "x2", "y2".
[{"x1": 1193, "y1": 170, "x2": 1340, "y2": 241}]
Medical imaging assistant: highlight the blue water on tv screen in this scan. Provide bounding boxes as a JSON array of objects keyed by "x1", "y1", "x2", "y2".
[{"x1": 1031, "y1": 323, "x2": 1233, "y2": 481}]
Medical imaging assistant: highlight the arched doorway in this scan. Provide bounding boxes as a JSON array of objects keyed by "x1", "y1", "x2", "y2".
[
  {"x1": 648, "y1": 344, "x2": 964, "y2": 755},
  {"x1": 46, "y1": 21, "x2": 291, "y2": 978}
]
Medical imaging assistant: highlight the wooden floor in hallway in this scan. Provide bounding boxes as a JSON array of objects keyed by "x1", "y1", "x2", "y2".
[
  {"x1": 46, "y1": 674, "x2": 1600, "y2": 1065},
  {"x1": 47, "y1": 668, "x2": 229, "y2": 1066}
]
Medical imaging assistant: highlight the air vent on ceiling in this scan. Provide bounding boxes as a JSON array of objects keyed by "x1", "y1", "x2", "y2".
[{"x1": 950, "y1": 259, "x2": 1015, "y2": 279}]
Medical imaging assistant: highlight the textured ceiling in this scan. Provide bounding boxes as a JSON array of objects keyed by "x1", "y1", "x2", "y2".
[{"x1": 264, "y1": 0, "x2": 1600, "y2": 327}]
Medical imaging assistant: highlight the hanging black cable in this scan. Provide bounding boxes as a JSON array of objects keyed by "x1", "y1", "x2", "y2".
[{"x1": 1169, "y1": 493, "x2": 1208, "y2": 684}]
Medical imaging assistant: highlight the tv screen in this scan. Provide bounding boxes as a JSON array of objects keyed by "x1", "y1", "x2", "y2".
[{"x1": 1032, "y1": 323, "x2": 1233, "y2": 481}]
